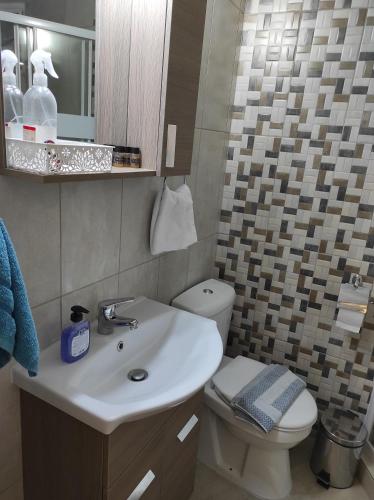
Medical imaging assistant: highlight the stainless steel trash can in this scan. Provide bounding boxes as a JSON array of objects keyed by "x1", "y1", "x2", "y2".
[{"x1": 310, "y1": 407, "x2": 368, "y2": 489}]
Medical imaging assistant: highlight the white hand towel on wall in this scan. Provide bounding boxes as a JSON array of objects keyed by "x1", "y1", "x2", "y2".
[
  {"x1": 336, "y1": 283, "x2": 371, "y2": 334},
  {"x1": 150, "y1": 182, "x2": 198, "y2": 255}
]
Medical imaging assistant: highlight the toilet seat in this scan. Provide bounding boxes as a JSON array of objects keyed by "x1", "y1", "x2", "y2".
[{"x1": 208, "y1": 355, "x2": 317, "y2": 434}]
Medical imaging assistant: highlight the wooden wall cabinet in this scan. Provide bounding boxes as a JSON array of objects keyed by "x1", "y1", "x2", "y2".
[
  {"x1": 20, "y1": 389, "x2": 203, "y2": 500},
  {"x1": 96, "y1": 0, "x2": 207, "y2": 177},
  {"x1": 0, "y1": 0, "x2": 206, "y2": 182}
]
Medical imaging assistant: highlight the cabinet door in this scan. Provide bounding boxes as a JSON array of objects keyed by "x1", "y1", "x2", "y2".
[
  {"x1": 160, "y1": 0, "x2": 207, "y2": 176},
  {"x1": 126, "y1": 0, "x2": 168, "y2": 172},
  {"x1": 95, "y1": 0, "x2": 132, "y2": 145},
  {"x1": 162, "y1": 391, "x2": 203, "y2": 500},
  {"x1": 21, "y1": 391, "x2": 104, "y2": 500},
  {"x1": 104, "y1": 434, "x2": 163, "y2": 500},
  {"x1": 104, "y1": 406, "x2": 173, "y2": 486}
]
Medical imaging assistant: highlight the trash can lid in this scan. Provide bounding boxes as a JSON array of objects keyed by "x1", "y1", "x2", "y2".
[{"x1": 321, "y1": 407, "x2": 368, "y2": 448}]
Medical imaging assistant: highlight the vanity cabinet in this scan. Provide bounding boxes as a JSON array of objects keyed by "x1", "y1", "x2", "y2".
[
  {"x1": 20, "y1": 389, "x2": 203, "y2": 500},
  {"x1": 96, "y1": 0, "x2": 207, "y2": 177}
]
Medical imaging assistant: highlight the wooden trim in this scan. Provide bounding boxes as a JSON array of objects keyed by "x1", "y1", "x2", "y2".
[
  {"x1": 156, "y1": 0, "x2": 174, "y2": 175},
  {"x1": 0, "y1": 167, "x2": 156, "y2": 183}
]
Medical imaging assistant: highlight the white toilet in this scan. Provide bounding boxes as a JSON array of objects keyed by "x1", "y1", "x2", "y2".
[{"x1": 172, "y1": 279, "x2": 318, "y2": 500}]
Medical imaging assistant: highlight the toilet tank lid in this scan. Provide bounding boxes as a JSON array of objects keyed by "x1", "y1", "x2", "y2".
[{"x1": 172, "y1": 279, "x2": 236, "y2": 317}]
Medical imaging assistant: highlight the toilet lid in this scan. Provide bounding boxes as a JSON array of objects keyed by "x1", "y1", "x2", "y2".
[{"x1": 212, "y1": 356, "x2": 317, "y2": 431}]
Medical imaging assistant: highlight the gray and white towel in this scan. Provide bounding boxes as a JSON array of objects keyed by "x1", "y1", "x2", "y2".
[{"x1": 213, "y1": 357, "x2": 306, "y2": 433}]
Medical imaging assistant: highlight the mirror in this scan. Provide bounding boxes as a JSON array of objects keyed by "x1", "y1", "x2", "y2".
[{"x1": 0, "y1": 0, "x2": 95, "y2": 141}]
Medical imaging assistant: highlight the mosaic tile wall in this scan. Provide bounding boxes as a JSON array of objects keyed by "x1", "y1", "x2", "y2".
[{"x1": 216, "y1": 0, "x2": 374, "y2": 414}]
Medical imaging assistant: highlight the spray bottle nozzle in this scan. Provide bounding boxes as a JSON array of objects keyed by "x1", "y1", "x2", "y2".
[
  {"x1": 30, "y1": 49, "x2": 58, "y2": 86},
  {"x1": 1, "y1": 49, "x2": 19, "y2": 86}
]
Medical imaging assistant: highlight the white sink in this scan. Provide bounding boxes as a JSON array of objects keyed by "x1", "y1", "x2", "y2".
[{"x1": 13, "y1": 297, "x2": 223, "y2": 434}]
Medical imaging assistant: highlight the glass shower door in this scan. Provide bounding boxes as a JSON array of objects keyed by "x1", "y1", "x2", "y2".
[{"x1": 0, "y1": 11, "x2": 95, "y2": 140}]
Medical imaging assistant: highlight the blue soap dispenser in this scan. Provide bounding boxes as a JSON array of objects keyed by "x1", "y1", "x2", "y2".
[{"x1": 61, "y1": 305, "x2": 90, "y2": 363}]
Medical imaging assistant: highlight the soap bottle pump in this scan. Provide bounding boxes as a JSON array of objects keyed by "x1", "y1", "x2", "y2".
[
  {"x1": 61, "y1": 305, "x2": 90, "y2": 364},
  {"x1": 23, "y1": 49, "x2": 58, "y2": 143},
  {"x1": 1, "y1": 49, "x2": 24, "y2": 139}
]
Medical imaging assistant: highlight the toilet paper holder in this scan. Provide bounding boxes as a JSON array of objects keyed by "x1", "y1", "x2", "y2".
[
  {"x1": 337, "y1": 274, "x2": 374, "y2": 315},
  {"x1": 351, "y1": 274, "x2": 363, "y2": 288}
]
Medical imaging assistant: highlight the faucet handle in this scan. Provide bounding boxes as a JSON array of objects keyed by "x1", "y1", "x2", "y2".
[{"x1": 98, "y1": 297, "x2": 136, "y2": 319}]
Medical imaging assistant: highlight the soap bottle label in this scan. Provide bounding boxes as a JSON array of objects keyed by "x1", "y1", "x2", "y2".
[{"x1": 71, "y1": 327, "x2": 89, "y2": 357}]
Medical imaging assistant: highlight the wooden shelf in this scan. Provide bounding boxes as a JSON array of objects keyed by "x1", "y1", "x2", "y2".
[{"x1": 0, "y1": 166, "x2": 157, "y2": 183}]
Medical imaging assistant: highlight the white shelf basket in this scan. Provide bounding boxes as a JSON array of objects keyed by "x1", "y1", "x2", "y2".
[{"x1": 6, "y1": 139, "x2": 113, "y2": 175}]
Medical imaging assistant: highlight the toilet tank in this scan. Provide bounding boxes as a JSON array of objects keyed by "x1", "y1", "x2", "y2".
[{"x1": 172, "y1": 279, "x2": 236, "y2": 348}]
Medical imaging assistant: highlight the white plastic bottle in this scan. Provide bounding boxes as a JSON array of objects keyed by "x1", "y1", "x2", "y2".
[
  {"x1": 1, "y1": 49, "x2": 23, "y2": 139},
  {"x1": 23, "y1": 49, "x2": 58, "y2": 143}
]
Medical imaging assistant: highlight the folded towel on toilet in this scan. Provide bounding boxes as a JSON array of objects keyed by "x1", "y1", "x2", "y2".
[{"x1": 213, "y1": 356, "x2": 306, "y2": 433}]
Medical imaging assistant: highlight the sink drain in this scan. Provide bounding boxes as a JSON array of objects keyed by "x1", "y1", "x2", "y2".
[{"x1": 128, "y1": 368, "x2": 148, "y2": 382}]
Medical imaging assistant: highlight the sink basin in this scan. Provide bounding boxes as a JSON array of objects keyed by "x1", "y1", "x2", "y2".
[{"x1": 13, "y1": 297, "x2": 223, "y2": 434}]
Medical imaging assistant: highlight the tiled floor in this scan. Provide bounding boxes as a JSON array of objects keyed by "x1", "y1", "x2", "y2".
[{"x1": 190, "y1": 438, "x2": 370, "y2": 500}]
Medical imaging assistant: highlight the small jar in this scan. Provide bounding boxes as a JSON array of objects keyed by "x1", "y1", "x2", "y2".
[
  {"x1": 123, "y1": 147, "x2": 132, "y2": 167},
  {"x1": 112, "y1": 146, "x2": 127, "y2": 167},
  {"x1": 129, "y1": 147, "x2": 142, "y2": 168}
]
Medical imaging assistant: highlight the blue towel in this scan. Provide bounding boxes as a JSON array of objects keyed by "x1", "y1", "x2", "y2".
[
  {"x1": 231, "y1": 364, "x2": 306, "y2": 432},
  {"x1": 0, "y1": 220, "x2": 39, "y2": 376}
]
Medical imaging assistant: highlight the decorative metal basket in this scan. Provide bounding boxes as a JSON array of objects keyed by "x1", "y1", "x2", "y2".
[{"x1": 6, "y1": 139, "x2": 113, "y2": 175}]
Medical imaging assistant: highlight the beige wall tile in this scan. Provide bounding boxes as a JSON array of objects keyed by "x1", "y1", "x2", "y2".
[
  {"x1": 0, "y1": 177, "x2": 60, "y2": 307},
  {"x1": 0, "y1": 364, "x2": 18, "y2": 419},
  {"x1": 201, "y1": 0, "x2": 242, "y2": 133},
  {"x1": 32, "y1": 299, "x2": 62, "y2": 350},
  {"x1": 61, "y1": 180, "x2": 122, "y2": 294},
  {"x1": 120, "y1": 177, "x2": 162, "y2": 271},
  {"x1": 158, "y1": 250, "x2": 189, "y2": 304},
  {"x1": 118, "y1": 259, "x2": 159, "y2": 300},
  {"x1": 194, "y1": 130, "x2": 228, "y2": 239},
  {"x1": 61, "y1": 275, "x2": 119, "y2": 326},
  {"x1": 187, "y1": 236, "x2": 217, "y2": 287}
]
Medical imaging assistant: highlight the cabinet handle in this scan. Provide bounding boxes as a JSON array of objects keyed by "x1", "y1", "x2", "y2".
[
  {"x1": 166, "y1": 124, "x2": 177, "y2": 168},
  {"x1": 127, "y1": 470, "x2": 156, "y2": 500},
  {"x1": 177, "y1": 414, "x2": 199, "y2": 443}
]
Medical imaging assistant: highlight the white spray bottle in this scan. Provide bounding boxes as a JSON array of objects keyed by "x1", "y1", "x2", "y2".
[
  {"x1": 23, "y1": 49, "x2": 58, "y2": 142},
  {"x1": 1, "y1": 49, "x2": 24, "y2": 139}
]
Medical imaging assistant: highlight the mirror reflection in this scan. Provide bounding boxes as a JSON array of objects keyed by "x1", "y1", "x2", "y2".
[{"x1": 0, "y1": 0, "x2": 95, "y2": 141}]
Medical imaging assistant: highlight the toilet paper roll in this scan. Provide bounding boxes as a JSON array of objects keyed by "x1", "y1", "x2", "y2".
[{"x1": 336, "y1": 283, "x2": 371, "y2": 334}]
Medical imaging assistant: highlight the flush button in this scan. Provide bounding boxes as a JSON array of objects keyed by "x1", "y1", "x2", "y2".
[{"x1": 203, "y1": 288, "x2": 214, "y2": 294}]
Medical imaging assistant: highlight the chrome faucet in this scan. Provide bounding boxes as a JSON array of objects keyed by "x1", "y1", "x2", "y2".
[{"x1": 97, "y1": 298, "x2": 139, "y2": 335}]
